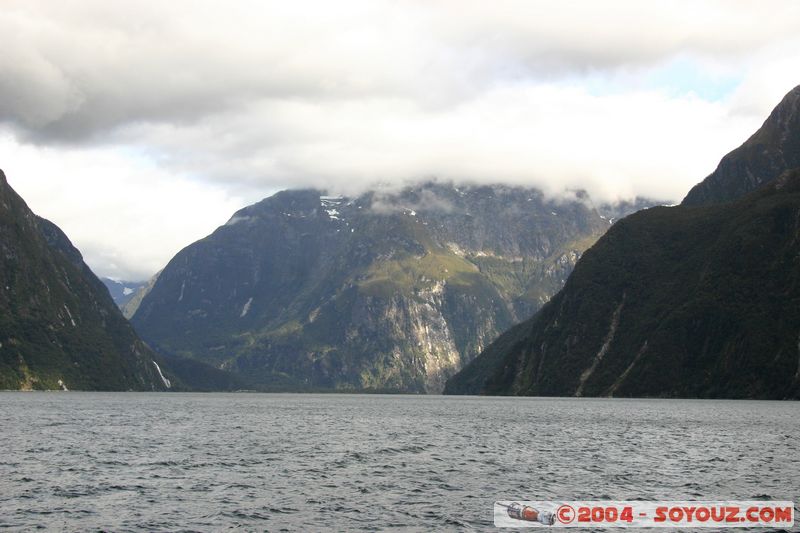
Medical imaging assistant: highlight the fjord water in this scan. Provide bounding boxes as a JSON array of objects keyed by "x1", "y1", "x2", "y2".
[{"x1": 1, "y1": 394, "x2": 798, "y2": 531}]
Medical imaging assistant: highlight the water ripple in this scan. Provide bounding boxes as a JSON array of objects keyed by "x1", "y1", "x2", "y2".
[{"x1": 0, "y1": 393, "x2": 798, "y2": 531}]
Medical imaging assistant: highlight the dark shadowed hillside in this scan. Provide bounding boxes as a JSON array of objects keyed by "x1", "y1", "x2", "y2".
[
  {"x1": 446, "y1": 86, "x2": 800, "y2": 399},
  {"x1": 0, "y1": 170, "x2": 171, "y2": 391}
]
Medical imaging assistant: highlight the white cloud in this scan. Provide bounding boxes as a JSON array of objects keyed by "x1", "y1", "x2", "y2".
[
  {"x1": 0, "y1": 135, "x2": 246, "y2": 280},
  {"x1": 112, "y1": 83, "x2": 767, "y2": 202},
  {"x1": 0, "y1": 0, "x2": 798, "y2": 278}
]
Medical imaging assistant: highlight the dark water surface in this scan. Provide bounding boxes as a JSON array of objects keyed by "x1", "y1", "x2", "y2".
[{"x1": 0, "y1": 393, "x2": 798, "y2": 531}]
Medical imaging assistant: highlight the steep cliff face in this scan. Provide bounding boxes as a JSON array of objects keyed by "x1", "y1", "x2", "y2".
[
  {"x1": 0, "y1": 170, "x2": 171, "y2": 391},
  {"x1": 446, "y1": 86, "x2": 800, "y2": 400},
  {"x1": 132, "y1": 183, "x2": 649, "y2": 392},
  {"x1": 683, "y1": 84, "x2": 800, "y2": 206},
  {"x1": 121, "y1": 271, "x2": 160, "y2": 319}
]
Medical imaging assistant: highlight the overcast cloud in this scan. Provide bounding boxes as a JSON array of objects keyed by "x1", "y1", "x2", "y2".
[{"x1": 1, "y1": 0, "x2": 799, "y2": 279}]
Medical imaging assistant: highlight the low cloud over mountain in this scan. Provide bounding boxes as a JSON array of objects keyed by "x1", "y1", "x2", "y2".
[{"x1": 1, "y1": 1, "x2": 799, "y2": 279}]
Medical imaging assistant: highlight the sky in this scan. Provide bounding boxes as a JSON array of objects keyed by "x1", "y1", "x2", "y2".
[{"x1": 1, "y1": 0, "x2": 799, "y2": 280}]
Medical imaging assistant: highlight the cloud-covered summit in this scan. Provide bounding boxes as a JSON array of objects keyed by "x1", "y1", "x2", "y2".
[{"x1": 1, "y1": 0, "x2": 799, "y2": 278}]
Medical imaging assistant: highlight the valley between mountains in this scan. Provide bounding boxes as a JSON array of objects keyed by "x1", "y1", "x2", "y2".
[{"x1": 2, "y1": 85, "x2": 799, "y2": 399}]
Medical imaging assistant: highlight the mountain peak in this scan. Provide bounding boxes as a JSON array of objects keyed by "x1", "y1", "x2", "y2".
[
  {"x1": 0, "y1": 171, "x2": 171, "y2": 391},
  {"x1": 682, "y1": 84, "x2": 800, "y2": 206},
  {"x1": 270, "y1": 188, "x2": 322, "y2": 205},
  {"x1": 132, "y1": 182, "x2": 653, "y2": 393}
]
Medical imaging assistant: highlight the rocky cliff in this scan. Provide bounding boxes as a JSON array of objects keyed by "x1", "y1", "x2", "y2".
[{"x1": 132, "y1": 183, "x2": 649, "y2": 392}]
